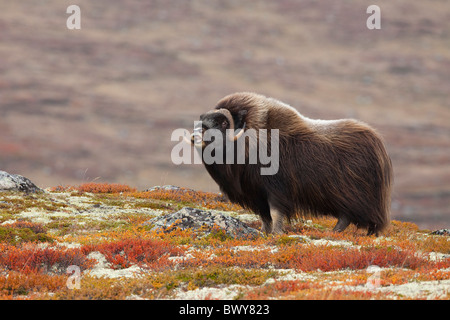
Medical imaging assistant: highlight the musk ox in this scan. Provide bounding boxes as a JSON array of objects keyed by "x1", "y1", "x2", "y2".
[{"x1": 186, "y1": 92, "x2": 393, "y2": 236}]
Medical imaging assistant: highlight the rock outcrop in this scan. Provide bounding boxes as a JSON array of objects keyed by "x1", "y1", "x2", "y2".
[
  {"x1": 144, "y1": 207, "x2": 261, "y2": 238},
  {"x1": 0, "y1": 171, "x2": 42, "y2": 193},
  {"x1": 430, "y1": 229, "x2": 450, "y2": 236}
]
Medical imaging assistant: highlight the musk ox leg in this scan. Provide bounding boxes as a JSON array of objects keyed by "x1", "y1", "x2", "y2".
[
  {"x1": 269, "y1": 206, "x2": 284, "y2": 235},
  {"x1": 333, "y1": 216, "x2": 350, "y2": 233},
  {"x1": 261, "y1": 217, "x2": 272, "y2": 235},
  {"x1": 367, "y1": 225, "x2": 381, "y2": 237},
  {"x1": 257, "y1": 201, "x2": 273, "y2": 235}
]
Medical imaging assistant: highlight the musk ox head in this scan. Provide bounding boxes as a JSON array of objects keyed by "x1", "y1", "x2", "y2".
[{"x1": 185, "y1": 109, "x2": 247, "y2": 149}]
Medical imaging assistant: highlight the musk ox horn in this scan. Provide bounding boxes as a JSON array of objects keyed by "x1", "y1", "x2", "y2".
[
  {"x1": 230, "y1": 122, "x2": 246, "y2": 141},
  {"x1": 214, "y1": 108, "x2": 246, "y2": 141}
]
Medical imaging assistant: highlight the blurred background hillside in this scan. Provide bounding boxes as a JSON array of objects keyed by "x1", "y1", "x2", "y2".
[{"x1": 0, "y1": 0, "x2": 449, "y2": 229}]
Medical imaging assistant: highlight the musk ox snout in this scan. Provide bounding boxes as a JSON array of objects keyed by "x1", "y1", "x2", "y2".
[{"x1": 190, "y1": 127, "x2": 204, "y2": 147}]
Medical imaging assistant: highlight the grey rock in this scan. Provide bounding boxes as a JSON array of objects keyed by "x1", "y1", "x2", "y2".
[
  {"x1": 0, "y1": 171, "x2": 42, "y2": 193},
  {"x1": 143, "y1": 207, "x2": 261, "y2": 238},
  {"x1": 430, "y1": 229, "x2": 450, "y2": 236},
  {"x1": 145, "y1": 185, "x2": 190, "y2": 192}
]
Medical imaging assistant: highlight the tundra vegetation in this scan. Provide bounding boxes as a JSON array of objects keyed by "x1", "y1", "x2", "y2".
[{"x1": 0, "y1": 183, "x2": 448, "y2": 300}]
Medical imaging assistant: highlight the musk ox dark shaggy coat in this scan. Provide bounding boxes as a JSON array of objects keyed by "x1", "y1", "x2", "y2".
[{"x1": 188, "y1": 92, "x2": 393, "y2": 236}]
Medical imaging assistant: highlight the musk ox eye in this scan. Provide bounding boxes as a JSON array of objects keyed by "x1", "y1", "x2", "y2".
[{"x1": 221, "y1": 120, "x2": 228, "y2": 129}]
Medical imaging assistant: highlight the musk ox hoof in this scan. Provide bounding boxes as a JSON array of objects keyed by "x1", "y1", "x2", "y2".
[{"x1": 332, "y1": 216, "x2": 351, "y2": 233}]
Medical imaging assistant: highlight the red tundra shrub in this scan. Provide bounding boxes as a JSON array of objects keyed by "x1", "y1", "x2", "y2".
[
  {"x1": 0, "y1": 244, "x2": 94, "y2": 274},
  {"x1": 273, "y1": 244, "x2": 426, "y2": 272},
  {"x1": 82, "y1": 238, "x2": 184, "y2": 270},
  {"x1": 76, "y1": 182, "x2": 136, "y2": 193}
]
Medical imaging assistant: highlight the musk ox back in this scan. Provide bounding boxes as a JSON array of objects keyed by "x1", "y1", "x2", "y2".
[{"x1": 188, "y1": 92, "x2": 393, "y2": 236}]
